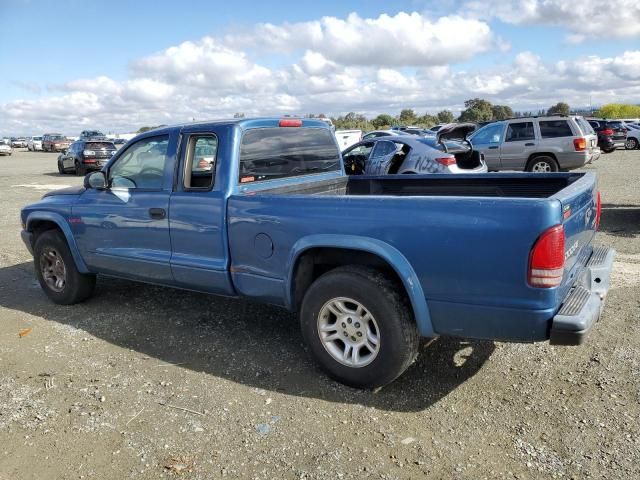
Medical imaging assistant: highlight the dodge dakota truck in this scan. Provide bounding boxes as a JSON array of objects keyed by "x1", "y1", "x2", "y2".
[{"x1": 20, "y1": 118, "x2": 615, "y2": 388}]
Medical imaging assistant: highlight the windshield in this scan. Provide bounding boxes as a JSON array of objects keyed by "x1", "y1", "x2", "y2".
[
  {"x1": 86, "y1": 142, "x2": 115, "y2": 149},
  {"x1": 33, "y1": 137, "x2": 42, "y2": 140},
  {"x1": 50, "y1": 135, "x2": 65, "y2": 141}
]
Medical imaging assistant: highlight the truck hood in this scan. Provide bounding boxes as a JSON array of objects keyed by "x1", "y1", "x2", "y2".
[
  {"x1": 42, "y1": 186, "x2": 86, "y2": 198},
  {"x1": 436, "y1": 123, "x2": 477, "y2": 143}
]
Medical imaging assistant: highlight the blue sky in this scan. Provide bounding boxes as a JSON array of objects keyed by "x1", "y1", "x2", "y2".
[{"x1": 1, "y1": 0, "x2": 639, "y2": 134}]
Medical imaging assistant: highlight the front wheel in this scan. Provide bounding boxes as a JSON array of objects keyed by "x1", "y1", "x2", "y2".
[
  {"x1": 526, "y1": 156, "x2": 558, "y2": 173},
  {"x1": 74, "y1": 161, "x2": 85, "y2": 176},
  {"x1": 33, "y1": 230, "x2": 96, "y2": 305},
  {"x1": 602, "y1": 147, "x2": 615, "y2": 154},
  {"x1": 57, "y1": 159, "x2": 65, "y2": 174},
  {"x1": 626, "y1": 138, "x2": 638, "y2": 150},
  {"x1": 300, "y1": 266, "x2": 419, "y2": 389}
]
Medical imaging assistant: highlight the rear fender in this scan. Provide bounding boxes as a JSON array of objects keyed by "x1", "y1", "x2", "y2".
[
  {"x1": 286, "y1": 234, "x2": 434, "y2": 337},
  {"x1": 26, "y1": 212, "x2": 89, "y2": 273}
]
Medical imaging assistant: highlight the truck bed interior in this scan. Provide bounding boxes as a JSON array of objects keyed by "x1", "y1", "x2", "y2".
[{"x1": 257, "y1": 173, "x2": 585, "y2": 199}]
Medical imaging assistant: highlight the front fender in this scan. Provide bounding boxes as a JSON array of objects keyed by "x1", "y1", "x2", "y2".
[
  {"x1": 25, "y1": 211, "x2": 89, "y2": 273},
  {"x1": 286, "y1": 234, "x2": 434, "y2": 337}
]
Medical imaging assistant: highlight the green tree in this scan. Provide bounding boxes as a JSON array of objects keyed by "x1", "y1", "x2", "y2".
[
  {"x1": 491, "y1": 105, "x2": 513, "y2": 120},
  {"x1": 595, "y1": 103, "x2": 640, "y2": 119},
  {"x1": 547, "y1": 102, "x2": 570, "y2": 116},
  {"x1": 371, "y1": 114, "x2": 395, "y2": 129},
  {"x1": 458, "y1": 98, "x2": 493, "y2": 122},
  {"x1": 417, "y1": 114, "x2": 438, "y2": 127},
  {"x1": 436, "y1": 110, "x2": 455, "y2": 124},
  {"x1": 398, "y1": 109, "x2": 417, "y2": 125}
]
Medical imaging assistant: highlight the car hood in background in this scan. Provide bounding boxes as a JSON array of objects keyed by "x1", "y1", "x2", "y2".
[{"x1": 436, "y1": 123, "x2": 478, "y2": 143}]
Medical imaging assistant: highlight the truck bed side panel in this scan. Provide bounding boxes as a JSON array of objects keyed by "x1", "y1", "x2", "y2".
[{"x1": 227, "y1": 194, "x2": 563, "y2": 340}]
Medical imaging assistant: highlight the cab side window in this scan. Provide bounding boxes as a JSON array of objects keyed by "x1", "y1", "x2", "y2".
[
  {"x1": 108, "y1": 135, "x2": 169, "y2": 189},
  {"x1": 183, "y1": 135, "x2": 218, "y2": 190},
  {"x1": 505, "y1": 122, "x2": 535, "y2": 142}
]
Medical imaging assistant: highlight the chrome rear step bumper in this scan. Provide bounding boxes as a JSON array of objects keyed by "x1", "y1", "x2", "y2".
[{"x1": 550, "y1": 246, "x2": 615, "y2": 345}]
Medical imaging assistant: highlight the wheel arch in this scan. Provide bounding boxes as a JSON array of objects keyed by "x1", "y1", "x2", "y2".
[
  {"x1": 286, "y1": 235, "x2": 433, "y2": 337},
  {"x1": 26, "y1": 212, "x2": 89, "y2": 273}
]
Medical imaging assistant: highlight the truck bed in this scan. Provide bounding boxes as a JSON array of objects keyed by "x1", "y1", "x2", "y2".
[{"x1": 257, "y1": 172, "x2": 585, "y2": 199}]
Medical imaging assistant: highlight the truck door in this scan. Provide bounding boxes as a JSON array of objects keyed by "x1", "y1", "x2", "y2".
[
  {"x1": 500, "y1": 121, "x2": 536, "y2": 170},
  {"x1": 71, "y1": 133, "x2": 176, "y2": 282},
  {"x1": 168, "y1": 126, "x2": 234, "y2": 295}
]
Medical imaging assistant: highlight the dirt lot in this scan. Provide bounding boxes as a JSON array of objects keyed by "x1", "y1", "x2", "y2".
[{"x1": 1, "y1": 149, "x2": 639, "y2": 479}]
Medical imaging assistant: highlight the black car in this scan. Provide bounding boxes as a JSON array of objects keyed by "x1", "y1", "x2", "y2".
[
  {"x1": 588, "y1": 119, "x2": 627, "y2": 153},
  {"x1": 57, "y1": 139, "x2": 116, "y2": 175}
]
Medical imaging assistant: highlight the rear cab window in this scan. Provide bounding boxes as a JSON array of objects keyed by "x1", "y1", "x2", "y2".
[
  {"x1": 539, "y1": 120, "x2": 574, "y2": 138},
  {"x1": 239, "y1": 127, "x2": 340, "y2": 183},
  {"x1": 183, "y1": 135, "x2": 218, "y2": 190}
]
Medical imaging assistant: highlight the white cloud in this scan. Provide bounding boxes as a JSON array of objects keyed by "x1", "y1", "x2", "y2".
[
  {"x1": 464, "y1": 0, "x2": 640, "y2": 41},
  {"x1": 226, "y1": 12, "x2": 494, "y2": 66},
  {"x1": 1, "y1": 8, "x2": 640, "y2": 134}
]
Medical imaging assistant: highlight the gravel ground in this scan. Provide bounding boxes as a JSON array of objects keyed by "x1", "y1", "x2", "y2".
[{"x1": 0, "y1": 149, "x2": 639, "y2": 479}]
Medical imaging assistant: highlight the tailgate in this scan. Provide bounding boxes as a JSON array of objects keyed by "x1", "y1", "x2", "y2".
[{"x1": 551, "y1": 172, "x2": 598, "y2": 289}]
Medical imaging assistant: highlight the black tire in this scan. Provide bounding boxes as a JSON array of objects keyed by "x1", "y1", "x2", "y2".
[
  {"x1": 626, "y1": 138, "x2": 638, "y2": 150},
  {"x1": 33, "y1": 230, "x2": 96, "y2": 305},
  {"x1": 526, "y1": 155, "x2": 558, "y2": 173},
  {"x1": 603, "y1": 148, "x2": 615, "y2": 154},
  {"x1": 74, "y1": 161, "x2": 84, "y2": 176},
  {"x1": 300, "y1": 265, "x2": 419, "y2": 389},
  {"x1": 57, "y1": 159, "x2": 65, "y2": 174}
]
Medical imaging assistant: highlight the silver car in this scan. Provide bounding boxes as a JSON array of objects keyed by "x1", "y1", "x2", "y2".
[
  {"x1": 342, "y1": 124, "x2": 487, "y2": 175},
  {"x1": 469, "y1": 115, "x2": 600, "y2": 172}
]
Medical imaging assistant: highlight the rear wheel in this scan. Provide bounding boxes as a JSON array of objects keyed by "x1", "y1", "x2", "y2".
[
  {"x1": 602, "y1": 147, "x2": 615, "y2": 154},
  {"x1": 33, "y1": 230, "x2": 96, "y2": 305},
  {"x1": 626, "y1": 138, "x2": 638, "y2": 150},
  {"x1": 526, "y1": 155, "x2": 558, "y2": 173},
  {"x1": 300, "y1": 265, "x2": 419, "y2": 389}
]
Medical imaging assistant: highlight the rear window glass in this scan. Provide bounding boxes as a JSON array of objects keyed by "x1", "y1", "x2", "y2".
[
  {"x1": 539, "y1": 120, "x2": 574, "y2": 138},
  {"x1": 86, "y1": 142, "x2": 115, "y2": 149},
  {"x1": 576, "y1": 118, "x2": 594, "y2": 135},
  {"x1": 239, "y1": 127, "x2": 340, "y2": 183}
]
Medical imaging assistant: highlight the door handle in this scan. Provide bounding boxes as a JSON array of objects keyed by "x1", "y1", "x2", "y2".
[
  {"x1": 488, "y1": 146, "x2": 499, "y2": 149},
  {"x1": 525, "y1": 142, "x2": 535, "y2": 146},
  {"x1": 149, "y1": 208, "x2": 166, "y2": 220}
]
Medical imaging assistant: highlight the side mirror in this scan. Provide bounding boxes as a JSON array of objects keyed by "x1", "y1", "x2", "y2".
[{"x1": 84, "y1": 171, "x2": 107, "y2": 190}]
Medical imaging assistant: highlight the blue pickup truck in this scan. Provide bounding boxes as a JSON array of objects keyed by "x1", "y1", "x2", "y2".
[{"x1": 21, "y1": 118, "x2": 615, "y2": 388}]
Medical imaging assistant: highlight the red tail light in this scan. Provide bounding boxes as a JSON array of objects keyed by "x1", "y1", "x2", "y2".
[
  {"x1": 279, "y1": 119, "x2": 302, "y2": 127},
  {"x1": 601, "y1": 128, "x2": 614, "y2": 136},
  {"x1": 595, "y1": 191, "x2": 601, "y2": 230},
  {"x1": 197, "y1": 159, "x2": 210, "y2": 169},
  {"x1": 436, "y1": 156, "x2": 456, "y2": 166},
  {"x1": 573, "y1": 138, "x2": 586, "y2": 151},
  {"x1": 528, "y1": 225, "x2": 565, "y2": 288}
]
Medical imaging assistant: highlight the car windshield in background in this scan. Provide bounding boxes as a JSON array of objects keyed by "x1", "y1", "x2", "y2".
[
  {"x1": 86, "y1": 142, "x2": 115, "y2": 149},
  {"x1": 239, "y1": 127, "x2": 340, "y2": 183},
  {"x1": 33, "y1": 137, "x2": 42, "y2": 140},
  {"x1": 51, "y1": 135, "x2": 65, "y2": 141}
]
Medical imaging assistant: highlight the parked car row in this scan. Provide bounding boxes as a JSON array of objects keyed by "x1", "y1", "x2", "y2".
[{"x1": 342, "y1": 115, "x2": 611, "y2": 175}]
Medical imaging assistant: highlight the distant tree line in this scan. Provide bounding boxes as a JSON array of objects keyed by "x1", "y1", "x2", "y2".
[{"x1": 136, "y1": 101, "x2": 639, "y2": 136}]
